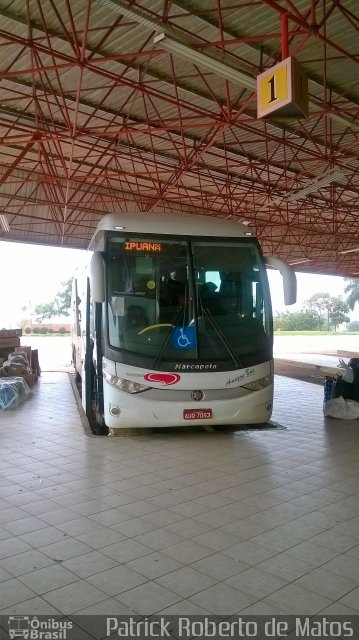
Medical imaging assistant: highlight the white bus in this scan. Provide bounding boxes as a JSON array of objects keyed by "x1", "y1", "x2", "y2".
[{"x1": 72, "y1": 212, "x2": 296, "y2": 433}]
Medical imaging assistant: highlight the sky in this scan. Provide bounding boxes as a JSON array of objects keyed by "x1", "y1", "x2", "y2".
[
  {"x1": 0, "y1": 240, "x2": 358, "y2": 328},
  {"x1": 267, "y1": 270, "x2": 358, "y2": 319},
  {"x1": 0, "y1": 242, "x2": 88, "y2": 327}
]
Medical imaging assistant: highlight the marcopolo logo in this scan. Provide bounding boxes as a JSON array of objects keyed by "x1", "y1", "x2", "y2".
[
  {"x1": 8, "y1": 616, "x2": 73, "y2": 640},
  {"x1": 144, "y1": 373, "x2": 181, "y2": 386},
  {"x1": 174, "y1": 363, "x2": 217, "y2": 371}
]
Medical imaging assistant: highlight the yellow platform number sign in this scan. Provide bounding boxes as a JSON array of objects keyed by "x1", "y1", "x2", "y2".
[
  {"x1": 259, "y1": 64, "x2": 288, "y2": 113},
  {"x1": 257, "y1": 57, "x2": 308, "y2": 119}
]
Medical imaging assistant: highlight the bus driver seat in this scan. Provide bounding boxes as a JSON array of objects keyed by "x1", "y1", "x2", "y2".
[{"x1": 124, "y1": 305, "x2": 149, "y2": 332}]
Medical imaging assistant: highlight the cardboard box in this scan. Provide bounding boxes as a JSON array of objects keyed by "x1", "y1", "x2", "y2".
[
  {"x1": 0, "y1": 329, "x2": 22, "y2": 338},
  {"x1": 0, "y1": 367, "x2": 35, "y2": 387},
  {"x1": 0, "y1": 336, "x2": 20, "y2": 349}
]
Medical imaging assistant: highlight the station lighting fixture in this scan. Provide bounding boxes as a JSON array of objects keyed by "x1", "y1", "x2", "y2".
[
  {"x1": 153, "y1": 33, "x2": 257, "y2": 90},
  {"x1": 97, "y1": 0, "x2": 161, "y2": 32},
  {"x1": 288, "y1": 258, "x2": 312, "y2": 265},
  {"x1": 340, "y1": 247, "x2": 359, "y2": 255},
  {"x1": 282, "y1": 168, "x2": 348, "y2": 203},
  {"x1": 0, "y1": 214, "x2": 10, "y2": 232},
  {"x1": 225, "y1": 217, "x2": 250, "y2": 224}
]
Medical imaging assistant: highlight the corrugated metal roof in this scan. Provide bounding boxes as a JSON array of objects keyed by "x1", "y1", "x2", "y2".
[{"x1": 0, "y1": 0, "x2": 357, "y2": 275}]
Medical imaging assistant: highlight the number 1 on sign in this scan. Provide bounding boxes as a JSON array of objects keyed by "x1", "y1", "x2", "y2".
[{"x1": 268, "y1": 75, "x2": 276, "y2": 103}]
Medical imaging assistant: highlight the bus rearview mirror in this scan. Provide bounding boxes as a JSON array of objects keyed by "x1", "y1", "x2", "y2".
[{"x1": 264, "y1": 256, "x2": 297, "y2": 305}]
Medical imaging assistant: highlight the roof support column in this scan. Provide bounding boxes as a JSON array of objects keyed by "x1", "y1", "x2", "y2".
[{"x1": 281, "y1": 13, "x2": 289, "y2": 59}]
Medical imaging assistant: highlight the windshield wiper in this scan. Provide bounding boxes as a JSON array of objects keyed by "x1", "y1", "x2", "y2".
[
  {"x1": 152, "y1": 295, "x2": 243, "y2": 371},
  {"x1": 151, "y1": 308, "x2": 183, "y2": 369},
  {"x1": 200, "y1": 305, "x2": 243, "y2": 369}
]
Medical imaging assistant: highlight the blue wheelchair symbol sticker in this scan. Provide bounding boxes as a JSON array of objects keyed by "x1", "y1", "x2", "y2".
[{"x1": 172, "y1": 326, "x2": 196, "y2": 350}]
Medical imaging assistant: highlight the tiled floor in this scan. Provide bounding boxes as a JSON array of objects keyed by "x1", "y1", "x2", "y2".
[{"x1": 0, "y1": 372, "x2": 358, "y2": 616}]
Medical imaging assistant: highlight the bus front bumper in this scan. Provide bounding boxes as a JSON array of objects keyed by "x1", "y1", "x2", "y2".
[{"x1": 103, "y1": 379, "x2": 273, "y2": 429}]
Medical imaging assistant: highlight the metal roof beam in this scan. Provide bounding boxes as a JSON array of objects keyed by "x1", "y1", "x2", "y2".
[{"x1": 2, "y1": 4, "x2": 356, "y2": 163}]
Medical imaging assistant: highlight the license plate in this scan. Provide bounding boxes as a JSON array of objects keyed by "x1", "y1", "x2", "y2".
[{"x1": 183, "y1": 409, "x2": 212, "y2": 420}]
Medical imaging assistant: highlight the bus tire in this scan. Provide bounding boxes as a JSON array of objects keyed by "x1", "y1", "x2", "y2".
[
  {"x1": 94, "y1": 410, "x2": 107, "y2": 435},
  {"x1": 251, "y1": 422, "x2": 269, "y2": 428}
]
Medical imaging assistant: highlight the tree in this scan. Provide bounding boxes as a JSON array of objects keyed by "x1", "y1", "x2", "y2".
[
  {"x1": 33, "y1": 280, "x2": 72, "y2": 323},
  {"x1": 304, "y1": 292, "x2": 331, "y2": 329},
  {"x1": 34, "y1": 302, "x2": 57, "y2": 322},
  {"x1": 274, "y1": 311, "x2": 317, "y2": 331},
  {"x1": 304, "y1": 292, "x2": 350, "y2": 331},
  {"x1": 55, "y1": 279, "x2": 72, "y2": 317},
  {"x1": 347, "y1": 321, "x2": 359, "y2": 331},
  {"x1": 328, "y1": 297, "x2": 350, "y2": 331},
  {"x1": 344, "y1": 278, "x2": 359, "y2": 311}
]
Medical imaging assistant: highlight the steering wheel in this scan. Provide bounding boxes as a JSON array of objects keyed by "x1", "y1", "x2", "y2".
[{"x1": 138, "y1": 323, "x2": 172, "y2": 335}]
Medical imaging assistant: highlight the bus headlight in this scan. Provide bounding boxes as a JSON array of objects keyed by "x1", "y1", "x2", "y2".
[
  {"x1": 242, "y1": 375, "x2": 273, "y2": 391},
  {"x1": 103, "y1": 371, "x2": 149, "y2": 394}
]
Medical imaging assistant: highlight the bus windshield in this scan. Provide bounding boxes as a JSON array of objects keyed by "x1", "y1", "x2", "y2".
[{"x1": 106, "y1": 236, "x2": 272, "y2": 369}]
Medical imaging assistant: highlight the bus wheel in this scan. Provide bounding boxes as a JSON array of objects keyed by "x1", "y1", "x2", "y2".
[{"x1": 94, "y1": 409, "x2": 107, "y2": 435}]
